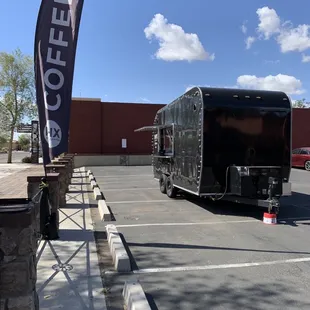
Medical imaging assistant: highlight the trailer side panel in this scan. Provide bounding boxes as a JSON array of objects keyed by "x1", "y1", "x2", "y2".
[{"x1": 153, "y1": 88, "x2": 203, "y2": 194}]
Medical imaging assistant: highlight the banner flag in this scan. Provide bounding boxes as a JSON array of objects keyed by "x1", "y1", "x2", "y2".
[{"x1": 34, "y1": 0, "x2": 84, "y2": 166}]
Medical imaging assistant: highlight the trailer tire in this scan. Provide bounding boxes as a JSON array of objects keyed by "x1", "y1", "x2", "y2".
[
  {"x1": 305, "y1": 161, "x2": 310, "y2": 171},
  {"x1": 159, "y1": 174, "x2": 167, "y2": 194},
  {"x1": 166, "y1": 176, "x2": 177, "y2": 198}
]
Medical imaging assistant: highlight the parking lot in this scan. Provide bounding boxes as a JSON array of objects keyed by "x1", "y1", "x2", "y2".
[{"x1": 90, "y1": 166, "x2": 310, "y2": 310}]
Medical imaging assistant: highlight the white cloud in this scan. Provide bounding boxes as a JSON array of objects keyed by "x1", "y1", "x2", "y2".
[
  {"x1": 256, "y1": 7, "x2": 281, "y2": 39},
  {"x1": 277, "y1": 24, "x2": 310, "y2": 53},
  {"x1": 139, "y1": 97, "x2": 152, "y2": 103},
  {"x1": 241, "y1": 21, "x2": 247, "y2": 34},
  {"x1": 185, "y1": 74, "x2": 305, "y2": 96},
  {"x1": 252, "y1": 6, "x2": 310, "y2": 60},
  {"x1": 245, "y1": 36, "x2": 256, "y2": 49},
  {"x1": 185, "y1": 84, "x2": 238, "y2": 92},
  {"x1": 236, "y1": 74, "x2": 304, "y2": 95},
  {"x1": 144, "y1": 14, "x2": 215, "y2": 62},
  {"x1": 185, "y1": 85, "x2": 195, "y2": 92},
  {"x1": 185, "y1": 84, "x2": 213, "y2": 92},
  {"x1": 263, "y1": 59, "x2": 280, "y2": 64},
  {"x1": 302, "y1": 53, "x2": 310, "y2": 63}
]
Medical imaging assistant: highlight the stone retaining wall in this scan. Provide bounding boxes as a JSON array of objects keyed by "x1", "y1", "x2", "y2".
[{"x1": 0, "y1": 199, "x2": 40, "y2": 310}]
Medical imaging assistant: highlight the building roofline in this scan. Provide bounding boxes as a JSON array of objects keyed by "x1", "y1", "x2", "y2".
[{"x1": 72, "y1": 97, "x2": 101, "y2": 102}]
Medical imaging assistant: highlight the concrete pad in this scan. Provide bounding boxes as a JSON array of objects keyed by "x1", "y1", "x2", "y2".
[
  {"x1": 36, "y1": 169, "x2": 107, "y2": 310},
  {"x1": 90, "y1": 180, "x2": 98, "y2": 189},
  {"x1": 122, "y1": 280, "x2": 151, "y2": 310},
  {"x1": 106, "y1": 225, "x2": 131, "y2": 272},
  {"x1": 98, "y1": 199, "x2": 112, "y2": 221},
  {"x1": 93, "y1": 187, "x2": 102, "y2": 200}
]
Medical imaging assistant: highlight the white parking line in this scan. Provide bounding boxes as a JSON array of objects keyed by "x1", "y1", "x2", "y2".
[
  {"x1": 108, "y1": 200, "x2": 178, "y2": 204},
  {"x1": 93, "y1": 174, "x2": 153, "y2": 178},
  {"x1": 95, "y1": 180, "x2": 156, "y2": 185},
  {"x1": 103, "y1": 187, "x2": 158, "y2": 192},
  {"x1": 114, "y1": 216, "x2": 310, "y2": 228},
  {"x1": 116, "y1": 219, "x2": 259, "y2": 228},
  {"x1": 105, "y1": 257, "x2": 310, "y2": 275}
]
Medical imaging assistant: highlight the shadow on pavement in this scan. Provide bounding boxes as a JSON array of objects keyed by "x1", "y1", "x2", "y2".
[
  {"x1": 182, "y1": 191, "x2": 310, "y2": 225},
  {"x1": 126, "y1": 241, "x2": 310, "y2": 256},
  {"x1": 100, "y1": 246, "x2": 310, "y2": 310}
]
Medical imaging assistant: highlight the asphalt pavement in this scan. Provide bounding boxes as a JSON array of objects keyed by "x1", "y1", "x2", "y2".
[{"x1": 89, "y1": 166, "x2": 310, "y2": 310}]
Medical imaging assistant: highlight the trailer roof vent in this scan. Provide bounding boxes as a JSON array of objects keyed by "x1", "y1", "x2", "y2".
[
  {"x1": 256, "y1": 96, "x2": 262, "y2": 100},
  {"x1": 205, "y1": 93, "x2": 211, "y2": 97},
  {"x1": 233, "y1": 94, "x2": 239, "y2": 98},
  {"x1": 283, "y1": 97, "x2": 288, "y2": 101},
  {"x1": 245, "y1": 95, "x2": 250, "y2": 99}
]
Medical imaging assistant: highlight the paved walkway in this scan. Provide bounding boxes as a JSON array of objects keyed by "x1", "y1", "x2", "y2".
[
  {"x1": 36, "y1": 168, "x2": 107, "y2": 310},
  {"x1": 0, "y1": 164, "x2": 44, "y2": 198}
]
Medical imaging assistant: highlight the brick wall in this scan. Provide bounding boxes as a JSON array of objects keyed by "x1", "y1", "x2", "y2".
[
  {"x1": 69, "y1": 98, "x2": 165, "y2": 154},
  {"x1": 69, "y1": 98, "x2": 310, "y2": 154}
]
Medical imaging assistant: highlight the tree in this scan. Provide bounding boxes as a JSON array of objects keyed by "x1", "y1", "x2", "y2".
[
  {"x1": 0, "y1": 48, "x2": 37, "y2": 163},
  {"x1": 18, "y1": 134, "x2": 31, "y2": 151},
  {"x1": 292, "y1": 98, "x2": 309, "y2": 108}
]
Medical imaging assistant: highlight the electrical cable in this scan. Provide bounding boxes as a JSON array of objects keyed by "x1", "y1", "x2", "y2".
[{"x1": 210, "y1": 166, "x2": 230, "y2": 201}]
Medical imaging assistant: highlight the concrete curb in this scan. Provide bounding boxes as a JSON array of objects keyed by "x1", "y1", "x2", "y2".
[
  {"x1": 98, "y1": 199, "x2": 112, "y2": 221},
  {"x1": 122, "y1": 280, "x2": 151, "y2": 310},
  {"x1": 93, "y1": 187, "x2": 102, "y2": 200},
  {"x1": 106, "y1": 225, "x2": 131, "y2": 272},
  {"x1": 90, "y1": 180, "x2": 98, "y2": 189}
]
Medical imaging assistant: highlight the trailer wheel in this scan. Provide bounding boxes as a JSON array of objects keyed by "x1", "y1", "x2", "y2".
[
  {"x1": 166, "y1": 176, "x2": 177, "y2": 198},
  {"x1": 159, "y1": 174, "x2": 167, "y2": 194},
  {"x1": 305, "y1": 161, "x2": 310, "y2": 171}
]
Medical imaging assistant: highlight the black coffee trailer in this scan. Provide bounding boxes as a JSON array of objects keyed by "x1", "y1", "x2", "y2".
[{"x1": 135, "y1": 87, "x2": 292, "y2": 214}]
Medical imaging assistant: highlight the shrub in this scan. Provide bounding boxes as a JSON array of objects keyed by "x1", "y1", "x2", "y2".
[{"x1": 22, "y1": 156, "x2": 32, "y2": 163}]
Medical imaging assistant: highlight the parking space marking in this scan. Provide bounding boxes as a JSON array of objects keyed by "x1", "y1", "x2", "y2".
[
  {"x1": 102, "y1": 187, "x2": 158, "y2": 192},
  {"x1": 114, "y1": 216, "x2": 310, "y2": 228},
  {"x1": 94, "y1": 180, "x2": 156, "y2": 185},
  {"x1": 93, "y1": 174, "x2": 153, "y2": 178},
  {"x1": 108, "y1": 200, "x2": 180, "y2": 204},
  {"x1": 105, "y1": 257, "x2": 310, "y2": 275},
  {"x1": 116, "y1": 219, "x2": 259, "y2": 228}
]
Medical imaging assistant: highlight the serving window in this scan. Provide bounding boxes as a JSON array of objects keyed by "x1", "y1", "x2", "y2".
[{"x1": 156, "y1": 124, "x2": 175, "y2": 156}]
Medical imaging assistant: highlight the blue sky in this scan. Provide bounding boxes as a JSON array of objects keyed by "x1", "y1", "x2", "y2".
[{"x1": 0, "y1": 0, "x2": 310, "y2": 106}]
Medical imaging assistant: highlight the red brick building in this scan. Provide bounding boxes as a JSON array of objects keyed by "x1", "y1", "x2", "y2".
[
  {"x1": 69, "y1": 98, "x2": 164, "y2": 155},
  {"x1": 69, "y1": 98, "x2": 310, "y2": 154}
]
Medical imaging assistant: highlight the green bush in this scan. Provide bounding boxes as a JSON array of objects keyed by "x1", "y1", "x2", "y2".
[{"x1": 21, "y1": 156, "x2": 32, "y2": 163}]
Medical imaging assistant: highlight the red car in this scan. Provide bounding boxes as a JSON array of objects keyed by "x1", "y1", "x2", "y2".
[{"x1": 292, "y1": 147, "x2": 310, "y2": 171}]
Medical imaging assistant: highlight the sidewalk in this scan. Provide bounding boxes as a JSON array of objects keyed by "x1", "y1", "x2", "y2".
[
  {"x1": 36, "y1": 168, "x2": 107, "y2": 310},
  {"x1": 0, "y1": 164, "x2": 44, "y2": 198}
]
